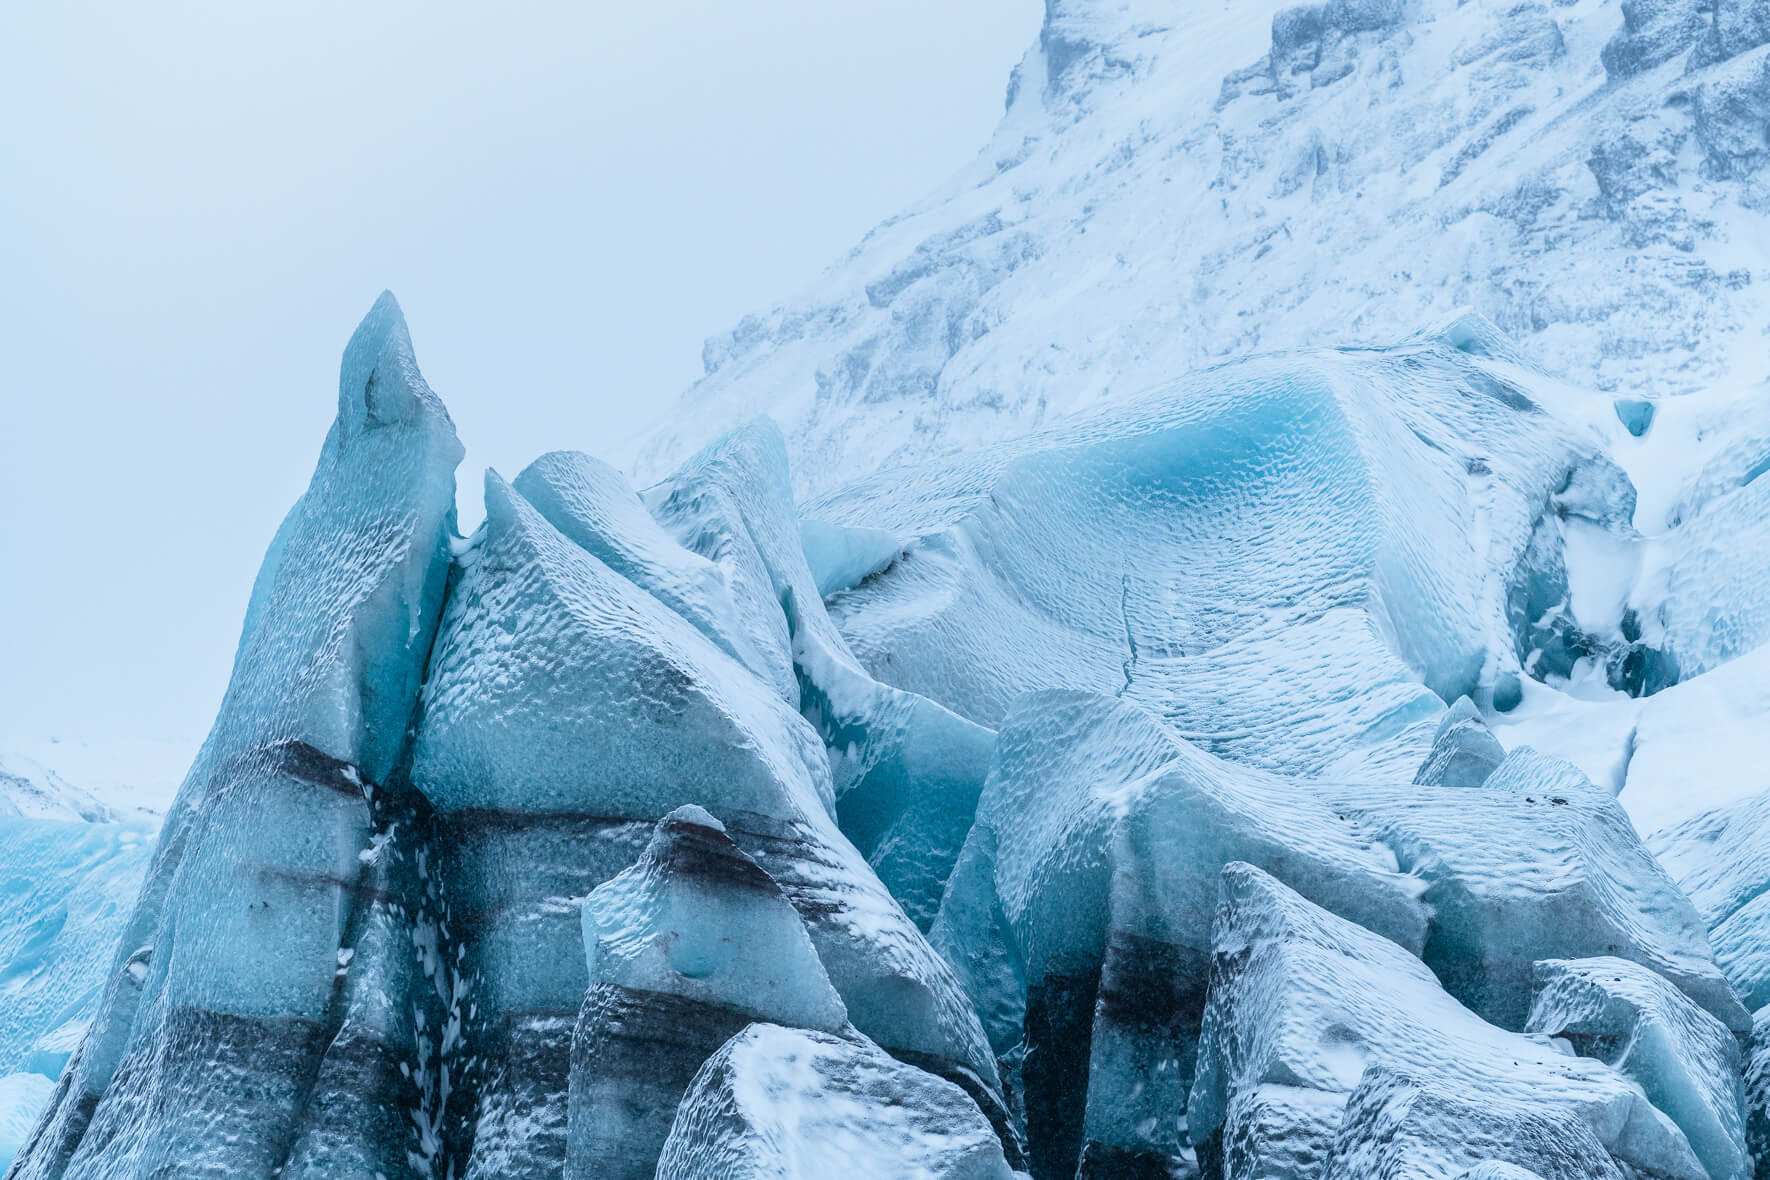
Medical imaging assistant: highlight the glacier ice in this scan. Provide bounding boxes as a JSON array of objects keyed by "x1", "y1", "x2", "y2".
[
  {"x1": 932, "y1": 689, "x2": 1427, "y2": 1176},
  {"x1": 1525, "y1": 956, "x2": 1748, "y2": 1180},
  {"x1": 810, "y1": 338, "x2": 1631, "y2": 780},
  {"x1": 12, "y1": 292, "x2": 463, "y2": 1180},
  {"x1": 653, "y1": 1023, "x2": 1017, "y2": 1180},
  {"x1": 1318, "y1": 753, "x2": 1747, "y2": 1033},
  {"x1": 1651, "y1": 787, "x2": 1770, "y2": 1012},
  {"x1": 18, "y1": 236, "x2": 1770, "y2": 1178},
  {"x1": 0, "y1": 820, "x2": 152, "y2": 1083},
  {"x1": 0, "y1": 1074, "x2": 55, "y2": 1175},
  {"x1": 407, "y1": 451, "x2": 1000, "y2": 1176},
  {"x1": 566, "y1": 805, "x2": 847, "y2": 1180},
  {"x1": 1189, "y1": 863, "x2": 1705, "y2": 1180},
  {"x1": 1413, "y1": 697, "x2": 1506, "y2": 788},
  {"x1": 1324, "y1": 1067, "x2": 1631, "y2": 1180},
  {"x1": 637, "y1": 420, "x2": 998, "y2": 929}
]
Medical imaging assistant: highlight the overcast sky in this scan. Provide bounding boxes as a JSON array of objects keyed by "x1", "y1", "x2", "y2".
[{"x1": 0, "y1": 0, "x2": 1039, "y2": 795}]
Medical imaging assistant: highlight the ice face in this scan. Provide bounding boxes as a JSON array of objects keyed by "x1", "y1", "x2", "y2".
[
  {"x1": 1525, "y1": 956, "x2": 1749, "y2": 1180},
  {"x1": 933, "y1": 690, "x2": 1427, "y2": 1177},
  {"x1": 566, "y1": 806, "x2": 848, "y2": 1180},
  {"x1": 0, "y1": 820, "x2": 152, "y2": 1082},
  {"x1": 1208, "y1": 1084, "x2": 1346, "y2": 1180},
  {"x1": 11, "y1": 293, "x2": 463, "y2": 1180},
  {"x1": 1632, "y1": 468, "x2": 1770, "y2": 681},
  {"x1": 1189, "y1": 864, "x2": 1705, "y2": 1180},
  {"x1": 410, "y1": 462, "x2": 999, "y2": 1178},
  {"x1": 513, "y1": 450, "x2": 778, "y2": 691},
  {"x1": 641, "y1": 420, "x2": 1000, "y2": 928},
  {"x1": 1650, "y1": 788, "x2": 1770, "y2": 1012},
  {"x1": 1323, "y1": 1067, "x2": 1630, "y2": 1180},
  {"x1": 0, "y1": 1073, "x2": 56, "y2": 1174},
  {"x1": 812, "y1": 342, "x2": 1629, "y2": 782},
  {"x1": 653, "y1": 1023, "x2": 1017, "y2": 1180},
  {"x1": 1317, "y1": 759, "x2": 1747, "y2": 1036},
  {"x1": 1413, "y1": 697, "x2": 1507, "y2": 788}
]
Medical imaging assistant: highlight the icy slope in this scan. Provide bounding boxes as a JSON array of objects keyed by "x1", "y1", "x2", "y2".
[{"x1": 633, "y1": 0, "x2": 1770, "y2": 498}]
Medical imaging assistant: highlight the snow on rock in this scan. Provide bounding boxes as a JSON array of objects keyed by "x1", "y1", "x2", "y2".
[
  {"x1": 1189, "y1": 863, "x2": 1705, "y2": 1180},
  {"x1": 566, "y1": 806, "x2": 847, "y2": 1180},
  {"x1": 0, "y1": 758, "x2": 116, "y2": 826},
  {"x1": 653, "y1": 1023, "x2": 1017, "y2": 1180},
  {"x1": 1525, "y1": 956, "x2": 1749, "y2": 1180},
  {"x1": 630, "y1": 0, "x2": 1770, "y2": 499}
]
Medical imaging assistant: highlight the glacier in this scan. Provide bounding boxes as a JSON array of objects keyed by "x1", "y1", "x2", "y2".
[
  {"x1": 16, "y1": 0, "x2": 1770, "y2": 1177},
  {"x1": 11, "y1": 283, "x2": 1770, "y2": 1179}
]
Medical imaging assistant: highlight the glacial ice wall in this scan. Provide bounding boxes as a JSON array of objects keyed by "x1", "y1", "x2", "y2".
[{"x1": 12, "y1": 292, "x2": 1770, "y2": 1180}]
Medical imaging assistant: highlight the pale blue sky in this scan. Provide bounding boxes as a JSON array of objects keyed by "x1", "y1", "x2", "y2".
[{"x1": 0, "y1": 0, "x2": 1038, "y2": 791}]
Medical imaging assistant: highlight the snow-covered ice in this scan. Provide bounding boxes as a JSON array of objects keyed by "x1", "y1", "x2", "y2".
[{"x1": 653, "y1": 1023, "x2": 1017, "y2": 1180}]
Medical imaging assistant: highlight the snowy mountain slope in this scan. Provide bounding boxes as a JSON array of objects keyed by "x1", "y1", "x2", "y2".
[
  {"x1": 632, "y1": 0, "x2": 1770, "y2": 497},
  {"x1": 0, "y1": 757, "x2": 115, "y2": 825}
]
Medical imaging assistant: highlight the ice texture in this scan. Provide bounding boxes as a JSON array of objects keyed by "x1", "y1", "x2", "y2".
[
  {"x1": 1323, "y1": 1067, "x2": 1630, "y2": 1180},
  {"x1": 10, "y1": 292, "x2": 463, "y2": 1180},
  {"x1": 409, "y1": 453, "x2": 999, "y2": 1177},
  {"x1": 642, "y1": 420, "x2": 999, "y2": 928},
  {"x1": 1413, "y1": 698, "x2": 1506, "y2": 788},
  {"x1": 932, "y1": 690, "x2": 1427, "y2": 1176},
  {"x1": 811, "y1": 341, "x2": 1629, "y2": 782},
  {"x1": 566, "y1": 806, "x2": 847, "y2": 1180},
  {"x1": 1525, "y1": 956, "x2": 1748, "y2": 1180},
  {"x1": 0, "y1": 1075, "x2": 54, "y2": 1175},
  {"x1": 1651, "y1": 788, "x2": 1770, "y2": 1012},
  {"x1": 0, "y1": 821, "x2": 152, "y2": 1082},
  {"x1": 1189, "y1": 863, "x2": 1705, "y2": 1180},
  {"x1": 1317, "y1": 756, "x2": 1747, "y2": 1034},
  {"x1": 1631, "y1": 470, "x2": 1770, "y2": 682},
  {"x1": 653, "y1": 1023, "x2": 1017, "y2": 1180}
]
